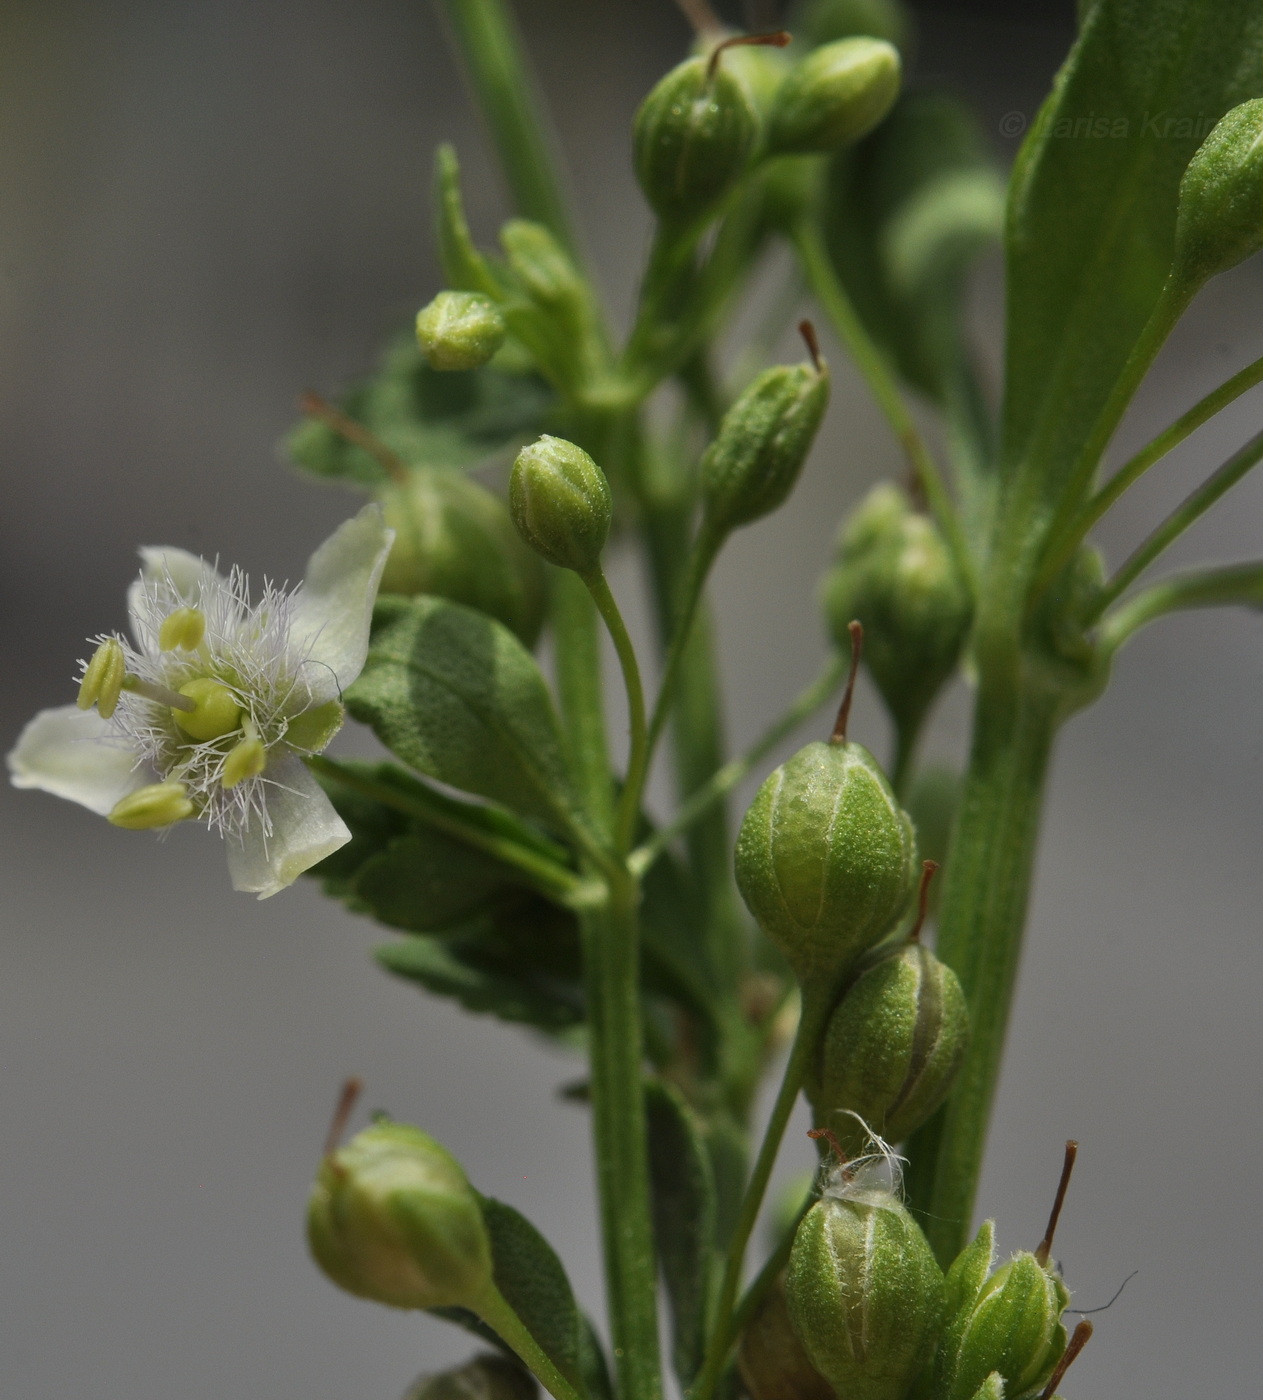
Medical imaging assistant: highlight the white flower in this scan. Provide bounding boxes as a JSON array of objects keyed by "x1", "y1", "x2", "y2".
[{"x1": 8, "y1": 504, "x2": 393, "y2": 899}]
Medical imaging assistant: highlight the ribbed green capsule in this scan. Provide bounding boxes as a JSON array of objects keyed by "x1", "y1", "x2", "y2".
[
  {"x1": 510, "y1": 435, "x2": 612, "y2": 575},
  {"x1": 377, "y1": 468, "x2": 546, "y2": 646},
  {"x1": 415, "y1": 291, "x2": 507, "y2": 371},
  {"x1": 701, "y1": 358, "x2": 830, "y2": 542},
  {"x1": 768, "y1": 38, "x2": 902, "y2": 154},
  {"x1": 735, "y1": 739, "x2": 917, "y2": 993},
  {"x1": 787, "y1": 1189, "x2": 945, "y2": 1400},
  {"x1": 822, "y1": 483, "x2": 971, "y2": 739},
  {"x1": 403, "y1": 1354, "x2": 537, "y2": 1400},
  {"x1": 1173, "y1": 99, "x2": 1263, "y2": 291},
  {"x1": 307, "y1": 1120, "x2": 492, "y2": 1311},
  {"x1": 809, "y1": 940, "x2": 968, "y2": 1153},
  {"x1": 634, "y1": 55, "x2": 758, "y2": 226},
  {"x1": 935, "y1": 1224, "x2": 1069, "y2": 1400},
  {"x1": 738, "y1": 1270, "x2": 834, "y2": 1400}
]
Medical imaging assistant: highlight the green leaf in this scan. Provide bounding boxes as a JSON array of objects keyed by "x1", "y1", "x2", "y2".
[
  {"x1": 347, "y1": 596, "x2": 581, "y2": 835},
  {"x1": 645, "y1": 1080, "x2": 718, "y2": 1385},
  {"x1": 1003, "y1": 0, "x2": 1263, "y2": 496},
  {"x1": 375, "y1": 897, "x2": 586, "y2": 1034},
  {"x1": 478, "y1": 1196, "x2": 586, "y2": 1392},
  {"x1": 286, "y1": 336, "x2": 553, "y2": 487}
]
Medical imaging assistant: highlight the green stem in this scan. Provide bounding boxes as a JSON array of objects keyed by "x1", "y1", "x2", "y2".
[
  {"x1": 1099, "y1": 560, "x2": 1263, "y2": 651},
  {"x1": 904, "y1": 679, "x2": 1059, "y2": 1264},
  {"x1": 551, "y1": 567, "x2": 615, "y2": 834},
  {"x1": 1088, "y1": 425, "x2": 1263, "y2": 623},
  {"x1": 1032, "y1": 346, "x2": 1263, "y2": 600},
  {"x1": 582, "y1": 567, "x2": 650, "y2": 855},
  {"x1": 692, "y1": 995, "x2": 830, "y2": 1400},
  {"x1": 581, "y1": 877, "x2": 663, "y2": 1400},
  {"x1": 629, "y1": 655, "x2": 845, "y2": 879},
  {"x1": 475, "y1": 1282, "x2": 586, "y2": 1400},
  {"x1": 439, "y1": 0, "x2": 582, "y2": 261},
  {"x1": 791, "y1": 217, "x2": 974, "y2": 591},
  {"x1": 304, "y1": 756, "x2": 581, "y2": 904}
]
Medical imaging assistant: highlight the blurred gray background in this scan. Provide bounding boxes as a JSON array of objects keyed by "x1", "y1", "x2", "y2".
[{"x1": 2, "y1": 2, "x2": 1261, "y2": 1396}]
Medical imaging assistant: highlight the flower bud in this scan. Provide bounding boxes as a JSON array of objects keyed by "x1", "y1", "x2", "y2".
[
  {"x1": 416, "y1": 291, "x2": 507, "y2": 372},
  {"x1": 735, "y1": 739, "x2": 916, "y2": 993},
  {"x1": 307, "y1": 1119, "x2": 493, "y2": 1311},
  {"x1": 1174, "y1": 99, "x2": 1263, "y2": 290},
  {"x1": 403, "y1": 1354, "x2": 537, "y2": 1400},
  {"x1": 509, "y1": 435, "x2": 612, "y2": 575},
  {"x1": 633, "y1": 56, "x2": 759, "y2": 227},
  {"x1": 737, "y1": 1271, "x2": 834, "y2": 1400},
  {"x1": 822, "y1": 483, "x2": 971, "y2": 738},
  {"x1": 378, "y1": 468, "x2": 547, "y2": 646},
  {"x1": 700, "y1": 355, "x2": 830, "y2": 542},
  {"x1": 937, "y1": 1247, "x2": 1069, "y2": 1400},
  {"x1": 768, "y1": 39, "x2": 902, "y2": 155},
  {"x1": 786, "y1": 1188, "x2": 944, "y2": 1400},
  {"x1": 809, "y1": 941, "x2": 968, "y2": 1152}
]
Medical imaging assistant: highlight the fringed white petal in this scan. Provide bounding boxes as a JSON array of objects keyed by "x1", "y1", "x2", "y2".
[
  {"x1": 225, "y1": 755, "x2": 350, "y2": 899},
  {"x1": 7, "y1": 705, "x2": 146, "y2": 815},
  {"x1": 288, "y1": 504, "x2": 393, "y2": 704}
]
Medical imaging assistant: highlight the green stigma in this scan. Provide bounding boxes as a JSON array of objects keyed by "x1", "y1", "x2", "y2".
[
  {"x1": 159, "y1": 606, "x2": 207, "y2": 652},
  {"x1": 109, "y1": 780, "x2": 197, "y2": 830},
  {"x1": 78, "y1": 638, "x2": 126, "y2": 718},
  {"x1": 173, "y1": 677, "x2": 242, "y2": 741}
]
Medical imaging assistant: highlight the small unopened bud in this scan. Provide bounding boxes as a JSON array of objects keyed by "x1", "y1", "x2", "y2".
[
  {"x1": 735, "y1": 736, "x2": 917, "y2": 994},
  {"x1": 701, "y1": 342, "x2": 830, "y2": 543},
  {"x1": 940, "y1": 1251, "x2": 1069, "y2": 1400},
  {"x1": 378, "y1": 468, "x2": 547, "y2": 645},
  {"x1": 787, "y1": 1182, "x2": 944, "y2": 1400},
  {"x1": 509, "y1": 436, "x2": 612, "y2": 575},
  {"x1": 108, "y1": 779, "x2": 196, "y2": 830},
  {"x1": 158, "y1": 607, "x2": 206, "y2": 652},
  {"x1": 822, "y1": 483, "x2": 971, "y2": 739},
  {"x1": 307, "y1": 1118, "x2": 493, "y2": 1311},
  {"x1": 1174, "y1": 99, "x2": 1263, "y2": 290},
  {"x1": 809, "y1": 934, "x2": 968, "y2": 1152},
  {"x1": 633, "y1": 55, "x2": 759, "y2": 226},
  {"x1": 78, "y1": 638, "x2": 126, "y2": 718},
  {"x1": 221, "y1": 735, "x2": 266, "y2": 789},
  {"x1": 737, "y1": 1271, "x2": 834, "y2": 1400},
  {"x1": 768, "y1": 38, "x2": 902, "y2": 155},
  {"x1": 416, "y1": 291, "x2": 507, "y2": 372},
  {"x1": 403, "y1": 1353, "x2": 538, "y2": 1400}
]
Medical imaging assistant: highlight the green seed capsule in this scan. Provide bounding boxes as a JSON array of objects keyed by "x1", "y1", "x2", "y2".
[
  {"x1": 809, "y1": 940, "x2": 968, "y2": 1153},
  {"x1": 416, "y1": 291, "x2": 507, "y2": 372},
  {"x1": 937, "y1": 1244, "x2": 1069, "y2": 1400},
  {"x1": 738, "y1": 1270, "x2": 834, "y2": 1400},
  {"x1": 822, "y1": 483, "x2": 971, "y2": 739},
  {"x1": 307, "y1": 1120, "x2": 492, "y2": 1311},
  {"x1": 701, "y1": 359, "x2": 830, "y2": 543},
  {"x1": 768, "y1": 38, "x2": 902, "y2": 155},
  {"x1": 402, "y1": 1354, "x2": 538, "y2": 1400},
  {"x1": 787, "y1": 1187, "x2": 945, "y2": 1400},
  {"x1": 510, "y1": 435, "x2": 612, "y2": 575},
  {"x1": 377, "y1": 468, "x2": 547, "y2": 646},
  {"x1": 735, "y1": 739, "x2": 916, "y2": 993},
  {"x1": 633, "y1": 55, "x2": 758, "y2": 227},
  {"x1": 1174, "y1": 99, "x2": 1263, "y2": 290}
]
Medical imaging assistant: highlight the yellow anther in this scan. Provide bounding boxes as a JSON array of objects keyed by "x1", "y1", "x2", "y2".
[
  {"x1": 108, "y1": 780, "x2": 197, "y2": 830},
  {"x1": 222, "y1": 736, "x2": 266, "y2": 788},
  {"x1": 159, "y1": 607, "x2": 207, "y2": 652},
  {"x1": 77, "y1": 638, "x2": 127, "y2": 719},
  {"x1": 172, "y1": 677, "x2": 243, "y2": 742}
]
